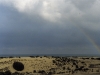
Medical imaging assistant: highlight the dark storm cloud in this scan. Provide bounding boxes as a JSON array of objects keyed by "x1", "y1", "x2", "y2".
[
  {"x1": 0, "y1": 0, "x2": 100, "y2": 54},
  {"x1": 0, "y1": 8, "x2": 89, "y2": 47}
]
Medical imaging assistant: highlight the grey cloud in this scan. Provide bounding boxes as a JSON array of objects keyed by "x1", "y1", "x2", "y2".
[
  {"x1": 0, "y1": 46, "x2": 99, "y2": 54},
  {"x1": 71, "y1": 0, "x2": 96, "y2": 11},
  {"x1": 0, "y1": 1, "x2": 100, "y2": 54}
]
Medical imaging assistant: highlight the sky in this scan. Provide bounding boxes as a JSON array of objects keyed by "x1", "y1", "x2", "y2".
[{"x1": 0, "y1": 0, "x2": 100, "y2": 55}]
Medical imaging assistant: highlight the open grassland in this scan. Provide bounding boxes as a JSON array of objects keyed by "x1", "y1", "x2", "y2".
[{"x1": 0, "y1": 56, "x2": 100, "y2": 75}]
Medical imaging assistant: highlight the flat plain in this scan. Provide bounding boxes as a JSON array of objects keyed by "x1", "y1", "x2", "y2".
[{"x1": 0, "y1": 56, "x2": 100, "y2": 75}]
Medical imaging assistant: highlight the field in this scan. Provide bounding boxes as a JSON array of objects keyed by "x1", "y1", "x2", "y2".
[{"x1": 0, "y1": 56, "x2": 100, "y2": 75}]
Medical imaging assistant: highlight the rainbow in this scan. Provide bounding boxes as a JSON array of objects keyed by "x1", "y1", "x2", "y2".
[{"x1": 75, "y1": 25, "x2": 100, "y2": 53}]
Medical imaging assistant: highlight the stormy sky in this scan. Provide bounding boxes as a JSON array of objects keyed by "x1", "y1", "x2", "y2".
[{"x1": 0, "y1": 0, "x2": 100, "y2": 55}]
